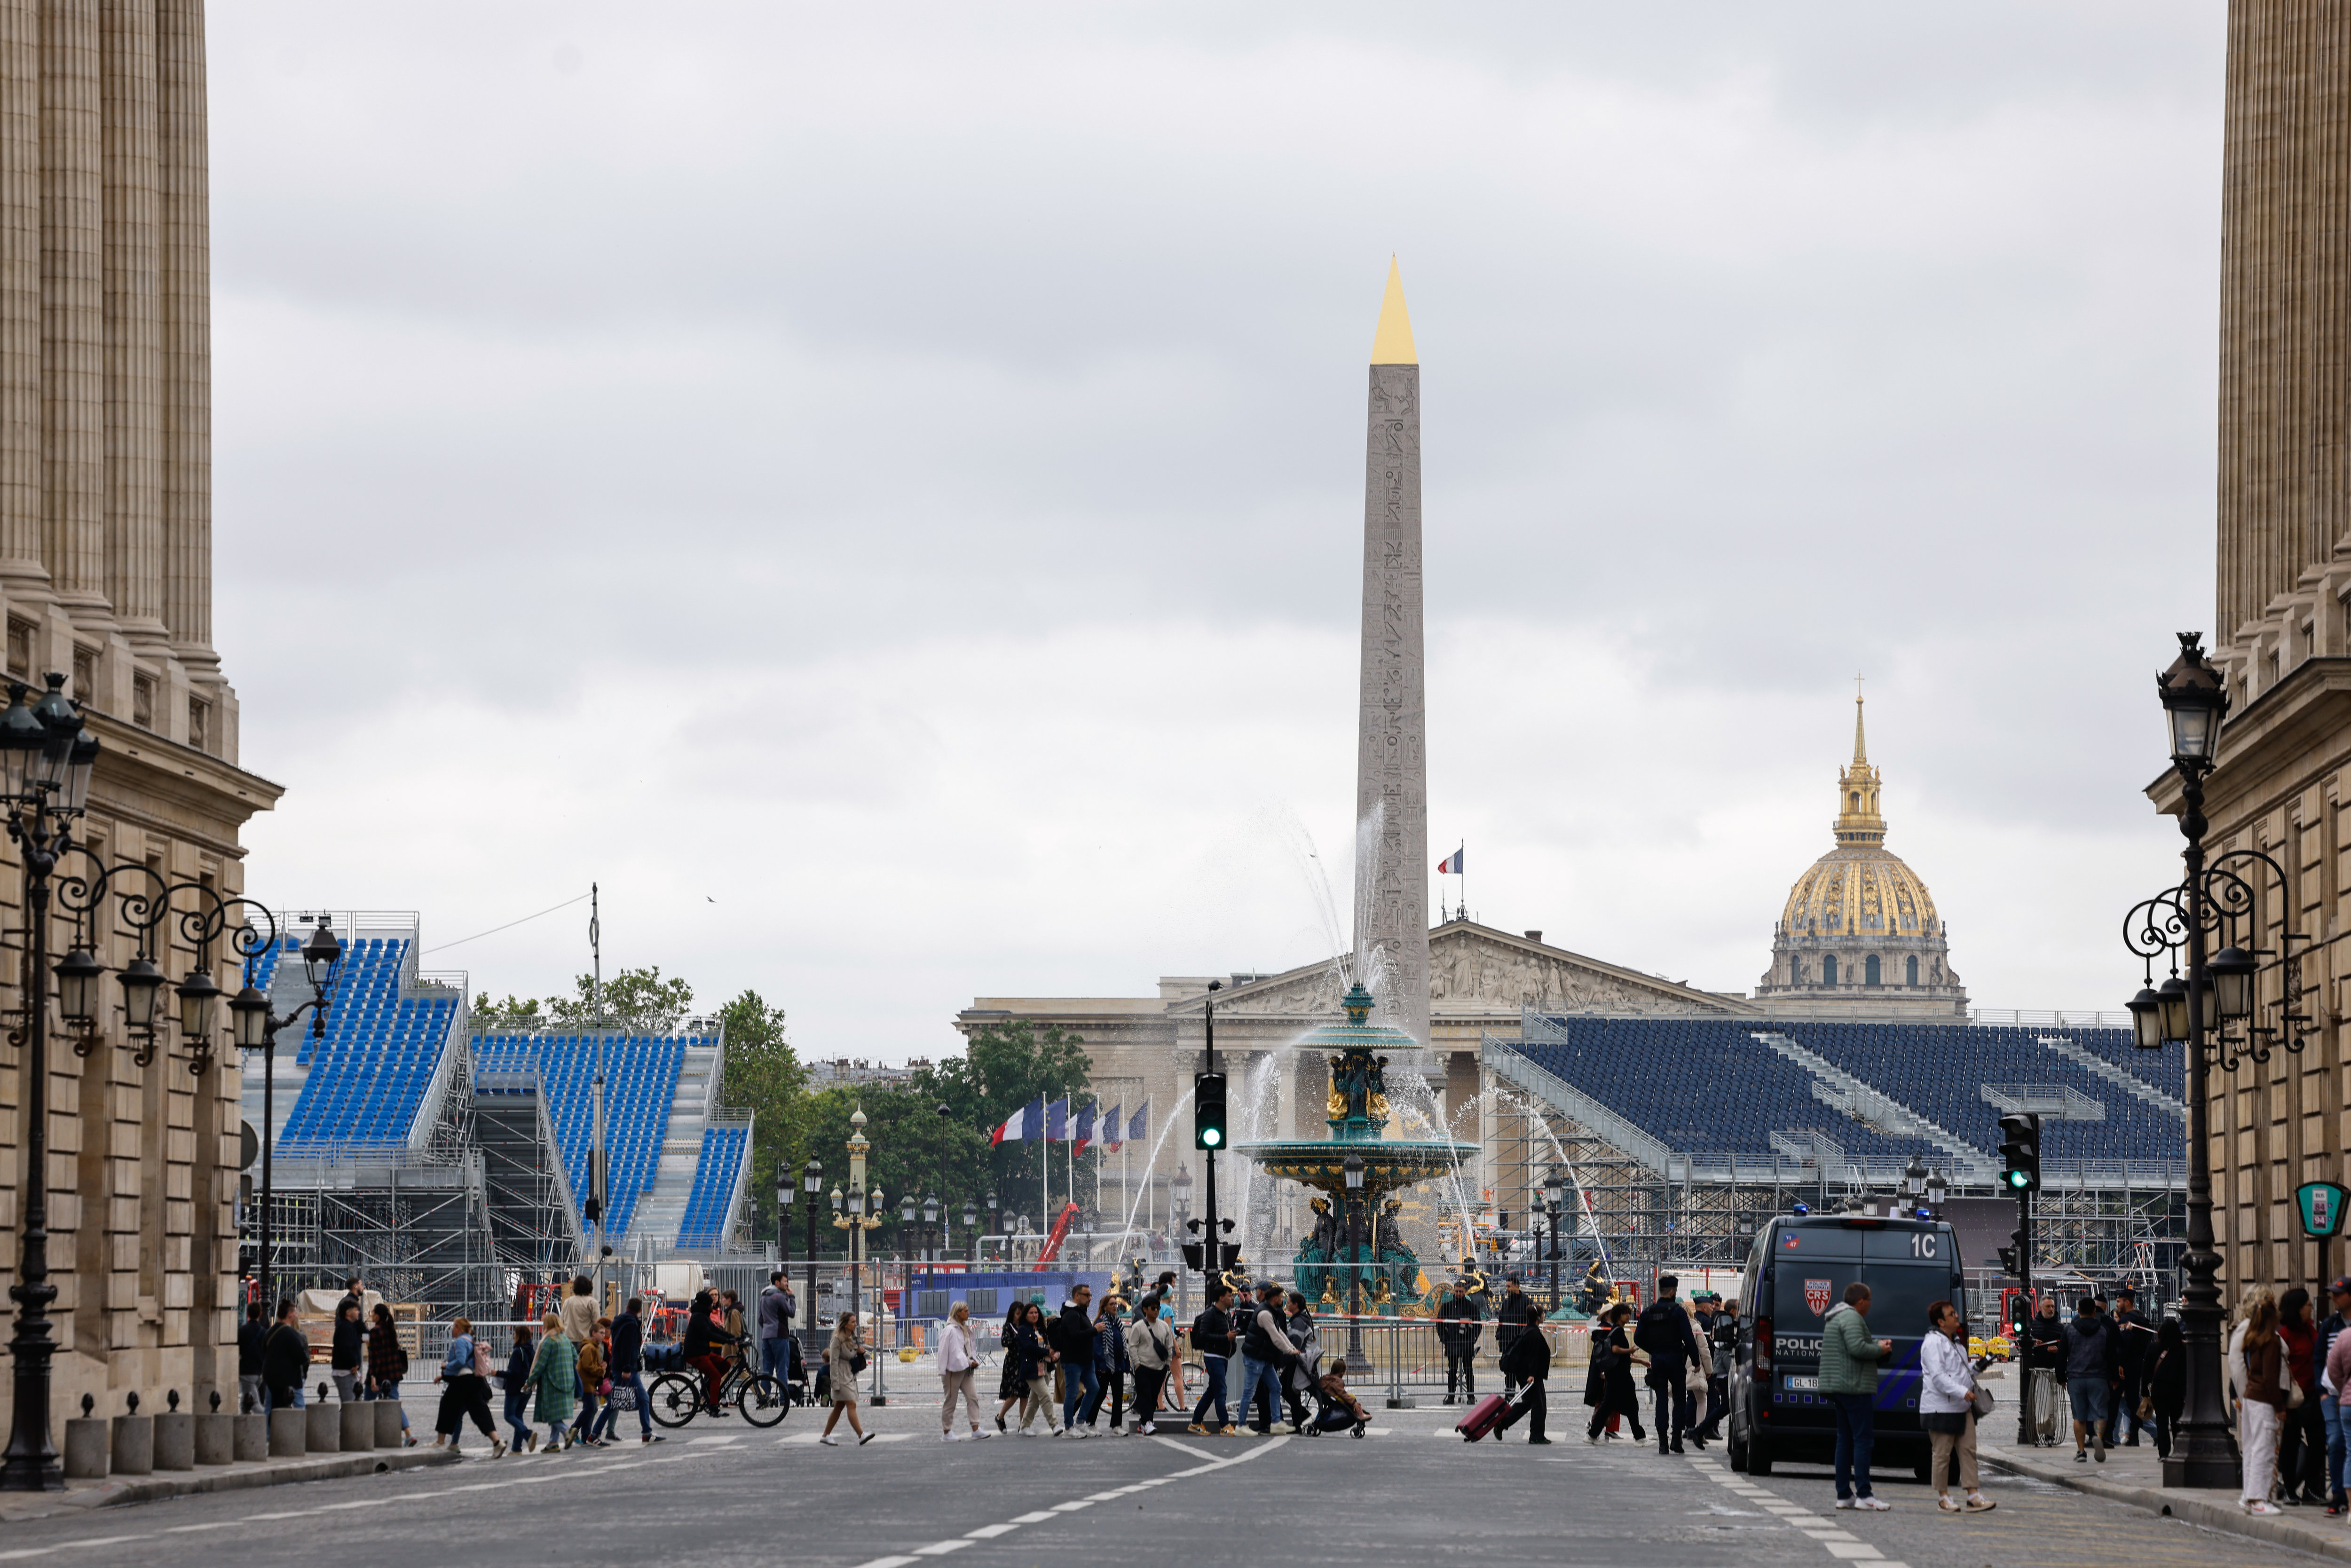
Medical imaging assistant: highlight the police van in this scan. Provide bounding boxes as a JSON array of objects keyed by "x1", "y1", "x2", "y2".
[{"x1": 1726, "y1": 1210, "x2": 1965, "y2": 1479}]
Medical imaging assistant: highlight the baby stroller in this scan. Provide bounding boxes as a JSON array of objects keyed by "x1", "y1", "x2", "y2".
[{"x1": 1301, "y1": 1373, "x2": 1368, "y2": 1438}]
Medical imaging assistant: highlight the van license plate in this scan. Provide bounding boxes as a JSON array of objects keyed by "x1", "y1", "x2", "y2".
[{"x1": 1783, "y1": 1375, "x2": 1818, "y2": 1391}]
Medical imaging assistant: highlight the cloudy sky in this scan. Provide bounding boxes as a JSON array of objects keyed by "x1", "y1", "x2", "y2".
[{"x1": 214, "y1": 3, "x2": 2224, "y2": 1058}]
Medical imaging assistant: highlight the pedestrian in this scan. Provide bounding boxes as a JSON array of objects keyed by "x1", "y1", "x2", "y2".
[
  {"x1": 1016, "y1": 1301, "x2": 1063, "y2": 1434},
  {"x1": 261, "y1": 1298, "x2": 308, "y2": 1415},
  {"x1": 364, "y1": 1302, "x2": 416, "y2": 1446},
  {"x1": 2110, "y1": 1287, "x2": 2155, "y2": 1447},
  {"x1": 1919, "y1": 1298, "x2": 1995, "y2": 1513},
  {"x1": 1697, "y1": 1293, "x2": 1737, "y2": 1442},
  {"x1": 2149, "y1": 1316, "x2": 2186, "y2": 1461},
  {"x1": 820, "y1": 1308, "x2": 875, "y2": 1446},
  {"x1": 1437, "y1": 1281, "x2": 1483, "y2": 1405},
  {"x1": 1084, "y1": 1294, "x2": 1129, "y2": 1432},
  {"x1": 2242, "y1": 1295, "x2": 2290, "y2": 1515},
  {"x1": 574, "y1": 1316, "x2": 609, "y2": 1447},
  {"x1": 237, "y1": 1300, "x2": 267, "y2": 1414},
  {"x1": 2324, "y1": 1281, "x2": 2351, "y2": 1514},
  {"x1": 336, "y1": 1275, "x2": 366, "y2": 1329},
  {"x1": 1634, "y1": 1273, "x2": 1703, "y2": 1455},
  {"x1": 994, "y1": 1301, "x2": 1041, "y2": 1434},
  {"x1": 939, "y1": 1300, "x2": 990, "y2": 1441},
  {"x1": 1283, "y1": 1291, "x2": 1322, "y2": 1431},
  {"x1": 1054, "y1": 1283, "x2": 1100, "y2": 1438},
  {"x1": 608, "y1": 1296, "x2": 660, "y2": 1445},
  {"x1": 1188, "y1": 1284, "x2": 1237, "y2": 1435},
  {"x1": 1495, "y1": 1276, "x2": 1537, "y2": 1400},
  {"x1": 502, "y1": 1325, "x2": 537, "y2": 1451},
  {"x1": 560, "y1": 1273, "x2": 597, "y2": 1423},
  {"x1": 1160, "y1": 1294, "x2": 1188, "y2": 1415},
  {"x1": 1238, "y1": 1281, "x2": 1300, "y2": 1435},
  {"x1": 758, "y1": 1271, "x2": 797, "y2": 1385},
  {"x1": 1819, "y1": 1281, "x2": 1894, "y2": 1511},
  {"x1": 2027, "y1": 1295, "x2": 2067, "y2": 1446},
  {"x1": 518, "y1": 1311, "x2": 577, "y2": 1453},
  {"x1": 431, "y1": 1315, "x2": 505, "y2": 1456},
  {"x1": 1682, "y1": 1297, "x2": 1714, "y2": 1451},
  {"x1": 1498, "y1": 1317, "x2": 1551, "y2": 1444},
  {"x1": 2280, "y1": 1287, "x2": 2329, "y2": 1504},
  {"x1": 329, "y1": 1296, "x2": 365, "y2": 1403},
  {"x1": 680, "y1": 1289, "x2": 736, "y2": 1414},
  {"x1": 1123, "y1": 1289, "x2": 1175, "y2": 1436},
  {"x1": 722, "y1": 1290, "x2": 750, "y2": 1384},
  {"x1": 1584, "y1": 1302, "x2": 1643, "y2": 1443},
  {"x1": 2061, "y1": 1294, "x2": 2119, "y2": 1463},
  {"x1": 1311, "y1": 1363, "x2": 1371, "y2": 1436}
]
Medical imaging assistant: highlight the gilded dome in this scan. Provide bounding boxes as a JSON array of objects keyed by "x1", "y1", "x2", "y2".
[{"x1": 1781, "y1": 844, "x2": 1940, "y2": 939}]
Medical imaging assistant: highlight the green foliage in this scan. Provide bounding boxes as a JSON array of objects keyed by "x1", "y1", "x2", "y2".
[
  {"x1": 472, "y1": 993, "x2": 550, "y2": 1029},
  {"x1": 720, "y1": 990, "x2": 810, "y2": 1241},
  {"x1": 469, "y1": 965, "x2": 695, "y2": 1033},
  {"x1": 792, "y1": 1086, "x2": 994, "y2": 1255},
  {"x1": 909, "y1": 1019, "x2": 1095, "y2": 1232}
]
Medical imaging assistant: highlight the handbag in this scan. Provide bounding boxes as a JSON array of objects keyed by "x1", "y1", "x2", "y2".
[
  {"x1": 849, "y1": 1350, "x2": 868, "y2": 1374},
  {"x1": 1970, "y1": 1384, "x2": 1996, "y2": 1418},
  {"x1": 472, "y1": 1341, "x2": 492, "y2": 1378},
  {"x1": 2284, "y1": 1350, "x2": 2305, "y2": 1410}
]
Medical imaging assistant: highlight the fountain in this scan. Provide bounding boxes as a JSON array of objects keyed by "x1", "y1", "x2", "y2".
[{"x1": 1231, "y1": 983, "x2": 1480, "y2": 1318}]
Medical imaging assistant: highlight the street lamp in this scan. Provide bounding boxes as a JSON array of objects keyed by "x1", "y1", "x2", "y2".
[
  {"x1": 960, "y1": 1198, "x2": 977, "y2": 1264},
  {"x1": 2120, "y1": 629, "x2": 2302, "y2": 1490},
  {"x1": 984, "y1": 1191, "x2": 998, "y2": 1264},
  {"x1": 1342, "y1": 1151, "x2": 1367, "y2": 1374},
  {"x1": 829, "y1": 1107, "x2": 886, "y2": 1396},
  {"x1": 1903, "y1": 1154, "x2": 1928, "y2": 1216},
  {"x1": 1924, "y1": 1169, "x2": 1948, "y2": 1216},
  {"x1": 1541, "y1": 1167, "x2": 1567, "y2": 1308},
  {"x1": 900, "y1": 1191, "x2": 918, "y2": 1260},
  {"x1": 775, "y1": 1160, "x2": 794, "y2": 1265},
  {"x1": 923, "y1": 1192, "x2": 940, "y2": 1264},
  {"x1": 801, "y1": 1158, "x2": 822, "y2": 1340}
]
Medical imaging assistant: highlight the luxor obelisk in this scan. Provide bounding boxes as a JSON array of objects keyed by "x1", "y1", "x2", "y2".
[{"x1": 1354, "y1": 260, "x2": 1430, "y2": 1048}]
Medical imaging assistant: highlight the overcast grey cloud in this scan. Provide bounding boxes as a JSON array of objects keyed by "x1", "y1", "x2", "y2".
[{"x1": 214, "y1": 3, "x2": 2224, "y2": 1054}]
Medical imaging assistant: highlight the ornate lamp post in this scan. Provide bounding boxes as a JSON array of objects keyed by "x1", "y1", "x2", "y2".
[
  {"x1": 1923, "y1": 1169, "x2": 1947, "y2": 1218},
  {"x1": 1342, "y1": 1151, "x2": 1367, "y2": 1374},
  {"x1": 1902, "y1": 1154, "x2": 1928, "y2": 1219},
  {"x1": 801, "y1": 1158, "x2": 822, "y2": 1333},
  {"x1": 2120, "y1": 631, "x2": 2307, "y2": 1489},
  {"x1": 960, "y1": 1198, "x2": 977, "y2": 1265},
  {"x1": 983, "y1": 1191, "x2": 997, "y2": 1264},
  {"x1": 923, "y1": 1192, "x2": 941, "y2": 1264},
  {"x1": 1541, "y1": 1167, "x2": 1566, "y2": 1308},
  {"x1": 775, "y1": 1160, "x2": 793, "y2": 1266},
  {"x1": 899, "y1": 1192, "x2": 918, "y2": 1261},
  {"x1": 227, "y1": 917, "x2": 343, "y2": 1318}
]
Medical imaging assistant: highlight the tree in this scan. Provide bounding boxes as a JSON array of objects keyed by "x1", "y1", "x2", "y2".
[
  {"x1": 911, "y1": 1019, "x2": 1095, "y2": 1232},
  {"x1": 467, "y1": 965, "x2": 696, "y2": 1032},
  {"x1": 719, "y1": 989, "x2": 810, "y2": 1243},
  {"x1": 473, "y1": 993, "x2": 550, "y2": 1029},
  {"x1": 792, "y1": 1086, "x2": 993, "y2": 1259}
]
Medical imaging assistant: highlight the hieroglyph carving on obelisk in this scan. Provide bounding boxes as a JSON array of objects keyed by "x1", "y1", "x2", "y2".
[{"x1": 1354, "y1": 258, "x2": 1430, "y2": 1048}]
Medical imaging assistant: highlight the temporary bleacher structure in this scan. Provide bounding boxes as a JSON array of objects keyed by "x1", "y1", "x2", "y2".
[{"x1": 1483, "y1": 1009, "x2": 2188, "y2": 1288}]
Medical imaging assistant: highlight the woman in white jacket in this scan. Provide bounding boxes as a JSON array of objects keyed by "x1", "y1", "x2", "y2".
[
  {"x1": 1920, "y1": 1299, "x2": 1995, "y2": 1513},
  {"x1": 1124, "y1": 1292, "x2": 1175, "y2": 1436},
  {"x1": 939, "y1": 1302, "x2": 990, "y2": 1442}
]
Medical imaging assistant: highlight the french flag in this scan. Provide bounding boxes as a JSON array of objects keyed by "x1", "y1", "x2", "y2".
[
  {"x1": 1046, "y1": 1099, "x2": 1070, "y2": 1142},
  {"x1": 1437, "y1": 846, "x2": 1464, "y2": 875},
  {"x1": 1097, "y1": 1103, "x2": 1121, "y2": 1153},
  {"x1": 1128, "y1": 1103, "x2": 1148, "y2": 1143},
  {"x1": 992, "y1": 1095, "x2": 1046, "y2": 1147},
  {"x1": 1073, "y1": 1103, "x2": 1097, "y2": 1154}
]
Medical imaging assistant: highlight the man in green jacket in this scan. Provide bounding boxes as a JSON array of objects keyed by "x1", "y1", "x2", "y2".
[{"x1": 1819, "y1": 1282, "x2": 1894, "y2": 1509}]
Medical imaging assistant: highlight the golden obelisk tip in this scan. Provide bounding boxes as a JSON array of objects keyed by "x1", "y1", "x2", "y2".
[{"x1": 1371, "y1": 255, "x2": 1418, "y2": 365}]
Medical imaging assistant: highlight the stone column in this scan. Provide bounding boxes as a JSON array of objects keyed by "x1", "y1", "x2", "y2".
[
  {"x1": 155, "y1": 0, "x2": 205, "y2": 679},
  {"x1": 1354, "y1": 259, "x2": 1429, "y2": 1048},
  {"x1": 99, "y1": 0, "x2": 165, "y2": 654},
  {"x1": 41, "y1": 0, "x2": 107, "y2": 624},
  {"x1": 0, "y1": 0, "x2": 41, "y2": 598}
]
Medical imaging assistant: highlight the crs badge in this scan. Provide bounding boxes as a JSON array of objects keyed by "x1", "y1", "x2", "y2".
[{"x1": 1805, "y1": 1279, "x2": 1833, "y2": 1317}]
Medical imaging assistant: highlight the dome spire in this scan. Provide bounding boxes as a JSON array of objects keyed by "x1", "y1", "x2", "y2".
[
  {"x1": 1853, "y1": 675, "x2": 1869, "y2": 765},
  {"x1": 1835, "y1": 681, "x2": 1885, "y2": 846}
]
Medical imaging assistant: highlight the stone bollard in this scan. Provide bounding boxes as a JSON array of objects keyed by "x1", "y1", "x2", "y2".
[
  {"x1": 63, "y1": 1394, "x2": 109, "y2": 1480},
  {"x1": 373, "y1": 1398, "x2": 403, "y2": 1448},
  {"x1": 232, "y1": 1410, "x2": 268, "y2": 1462},
  {"x1": 305, "y1": 1385, "x2": 339, "y2": 1454},
  {"x1": 268, "y1": 1406, "x2": 306, "y2": 1458},
  {"x1": 153, "y1": 1390, "x2": 194, "y2": 1472},
  {"x1": 339, "y1": 1397, "x2": 373, "y2": 1451},
  {"x1": 112, "y1": 1391, "x2": 154, "y2": 1477},
  {"x1": 195, "y1": 1388, "x2": 235, "y2": 1465}
]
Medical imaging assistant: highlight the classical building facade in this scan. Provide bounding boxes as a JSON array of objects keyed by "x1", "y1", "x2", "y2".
[
  {"x1": 0, "y1": 1, "x2": 277, "y2": 1442},
  {"x1": 1755, "y1": 698, "x2": 1967, "y2": 1019}
]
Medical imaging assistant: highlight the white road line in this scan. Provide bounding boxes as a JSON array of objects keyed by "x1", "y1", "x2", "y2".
[
  {"x1": 1007, "y1": 1510, "x2": 1058, "y2": 1523},
  {"x1": 1678, "y1": 1453, "x2": 1906, "y2": 1568},
  {"x1": 910, "y1": 1543, "x2": 974, "y2": 1556},
  {"x1": 964, "y1": 1525, "x2": 1020, "y2": 1538},
  {"x1": 853, "y1": 1557, "x2": 920, "y2": 1568}
]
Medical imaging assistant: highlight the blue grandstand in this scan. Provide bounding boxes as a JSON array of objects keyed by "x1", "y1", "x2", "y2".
[
  {"x1": 677, "y1": 1124, "x2": 749, "y2": 1249},
  {"x1": 275, "y1": 932, "x2": 463, "y2": 1153},
  {"x1": 473, "y1": 1032, "x2": 692, "y2": 1244}
]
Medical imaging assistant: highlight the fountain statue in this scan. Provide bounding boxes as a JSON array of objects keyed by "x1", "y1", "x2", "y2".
[{"x1": 1232, "y1": 982, "x2": 1480, "y2": 1317}]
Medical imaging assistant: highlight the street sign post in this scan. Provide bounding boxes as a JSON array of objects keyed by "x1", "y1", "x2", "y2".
[{"x1": 2299, "y1": 1180, "x2": 2350, "y2": 1289}]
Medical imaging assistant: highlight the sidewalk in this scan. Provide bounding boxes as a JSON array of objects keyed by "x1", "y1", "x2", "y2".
[
  {"x1": 0, "y1": 1444, "x2": 458, "y2": 1525},
  {"x1": 1980, "y1": 1426, "x2": 2351, "y2": 1563}
]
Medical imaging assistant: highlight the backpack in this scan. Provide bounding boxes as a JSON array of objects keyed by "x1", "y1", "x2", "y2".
[{"x1": 473, "y1": 1339, "x2": 493, "y2": 1378}]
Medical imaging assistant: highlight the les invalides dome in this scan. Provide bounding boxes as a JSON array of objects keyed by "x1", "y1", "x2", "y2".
[{"x1": 1756, "y1": 696, "x2": 1967, "y2": 1019}]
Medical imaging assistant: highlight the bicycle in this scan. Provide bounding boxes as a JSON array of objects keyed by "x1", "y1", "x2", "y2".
[{"x1": 647, "y1": 1351, "x2": 792, "y2": 1429}]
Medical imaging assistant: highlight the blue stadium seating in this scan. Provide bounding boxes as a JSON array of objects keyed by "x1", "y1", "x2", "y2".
[
  {"x1": 470, "y1": 1032, "x2": 695, "y2": 1242},
  {"x1": 277, "y1": 936, "x2": 459, "y2": 1151},
  {"x1": 1775, "y1": 1021, "x2": 2180, "y2": 1166},
  {"x1": 1510, "y1": 1017, "x2": 1918, "y2": 1163},
  {"x1": 1507, "y1": 1015, "x2": 2185, "y2": 1169},
  {"x1": 677, "y1": 1124, "x2": 747, "y2": 1249}
]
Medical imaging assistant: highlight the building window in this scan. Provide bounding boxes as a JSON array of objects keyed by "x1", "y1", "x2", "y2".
[
  {"x1": 1865, "y1": 954, "x2": 1881, "y2": 986},
  {"x1": 131, "y1": 672, "x2": 154, "y2": 730},
  {"x1": 1789, "y1": 957, "x2": 1804, "y2": 985},
  {"x1": 1906, "y1": 954, "x2": 1918, "y2": 986},
  {"x1": 4, "y1": 617, "x2": 30, "y2": 680},
  {"x1": 188, "y1": 696, "x2": 209, "y2": 754},
  {"x1": 71, "y1": 646, "x2": 95, "y2": 709},
  {"x1": 1822, "y1": 955, "x2": 1838, "y2": 986}
]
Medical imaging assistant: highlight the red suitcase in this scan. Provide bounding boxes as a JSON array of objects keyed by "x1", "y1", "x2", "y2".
[{"x1": 1455, "y1": 1393, "x2": 1510, "y2": 1442}]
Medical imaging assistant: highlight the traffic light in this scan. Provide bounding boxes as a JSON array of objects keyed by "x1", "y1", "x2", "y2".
[
  {"x1": 1194, "y1": 1072, "x2": 1228, "y2": 1150},
  {"x1": 1997, "y1": 1111, "x2": 2040, "y2": 1193},
  {"x1": 1996, "y1": 1245, "x2": 2017, "y2": 1276}
]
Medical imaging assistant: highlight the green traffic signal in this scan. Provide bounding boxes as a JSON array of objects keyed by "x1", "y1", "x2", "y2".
[{"x1": 1195, "y1": 1071, "x2": 1228, "y2": 1150}]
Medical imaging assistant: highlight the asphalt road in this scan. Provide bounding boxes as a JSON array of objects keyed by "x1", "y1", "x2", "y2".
[{"x1": 0, "y1": 1397, "x2": 2331, "y2": 1568}]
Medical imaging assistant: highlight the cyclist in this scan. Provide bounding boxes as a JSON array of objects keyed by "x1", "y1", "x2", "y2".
[{"x1": 682, "y1": 1290, "x2": 738, "y2": 1415}]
